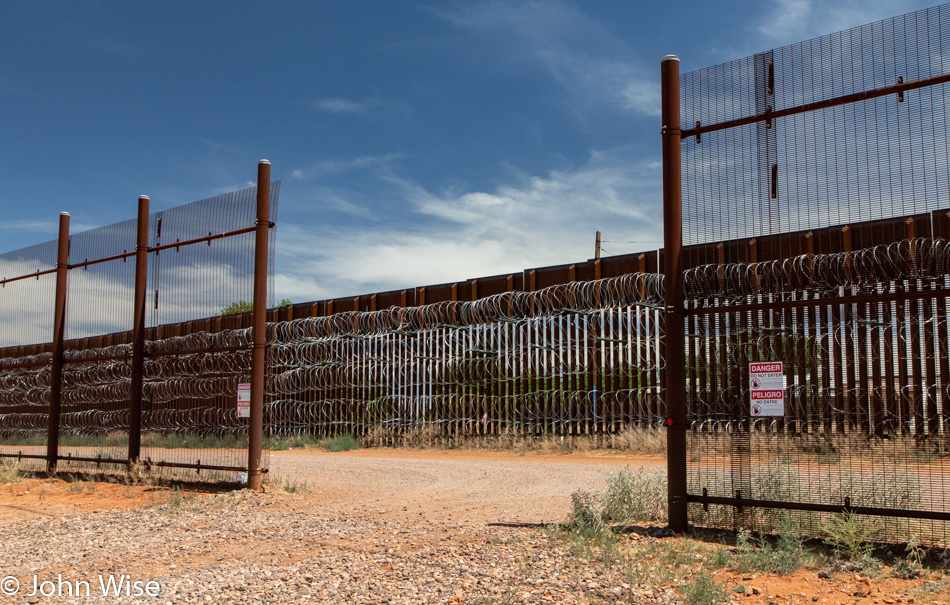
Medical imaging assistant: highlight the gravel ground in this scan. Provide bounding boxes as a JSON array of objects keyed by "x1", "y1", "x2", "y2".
[{"x1": 0, "y1": 451, "x2": 678, "y2": 604}]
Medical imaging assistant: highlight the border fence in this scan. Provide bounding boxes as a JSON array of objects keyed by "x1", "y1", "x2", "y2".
[
  {"x1": 0, "y1": 4, "x2": 948, "y2": 547},
  {"x1": 0, "y1": 162, "x2": 278, "y2": 488},
  {"x1": 664, "y1": 4, "x2": 950, "y2": 545}
]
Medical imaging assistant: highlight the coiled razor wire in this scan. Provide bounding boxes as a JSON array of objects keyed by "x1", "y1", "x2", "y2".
[
  {"x1": 0, "y1": 271, "x2": 665, "y2": 438},
  {"x1": 0, "y1": 238, "x2": 946, "y2": 440},
  {"x1": 260, "y1": 272, "x2": 667, "y2": 435},
  {"x1": 684, "y1": 238, "x2": 950, "y2": 299},
  {"x1": 683, "y1": 238, "x2": 950, "y2": 438}
]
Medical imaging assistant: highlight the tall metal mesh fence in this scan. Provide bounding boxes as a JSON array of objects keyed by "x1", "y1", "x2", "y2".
[
  {"x1": 679, "y1": 4, "x2": 950, "y2": 544},
  {"x1": 0, "y1": 183, "x2": 279, "y2": 478}
]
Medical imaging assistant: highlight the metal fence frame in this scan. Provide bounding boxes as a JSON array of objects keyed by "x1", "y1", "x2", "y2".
[
  {"x1": 0, "y1": 161, "x2": 273, "y2": 489},
  {"x1": 663, "y1": 5, "x2": 950, "y2": 542}
]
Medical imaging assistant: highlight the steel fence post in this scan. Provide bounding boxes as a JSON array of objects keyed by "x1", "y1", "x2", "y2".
[
  {"x1": 47, "y1": 211, "x2": 70, "y2": 475},
  {"x1": 129, "y1": 195, "x2": 150, "y2": 464},
  {"x1": 661, "y1": 55, "x2": 689, "y2": 532},
  {"x1": 248, "y1": 160, "x2": 271, "y2": 491}
]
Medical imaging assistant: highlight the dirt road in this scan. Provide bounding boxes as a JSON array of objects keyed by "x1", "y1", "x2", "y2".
[{"x1": 269, "y1": 449, "x2": 665, "y2": 525}]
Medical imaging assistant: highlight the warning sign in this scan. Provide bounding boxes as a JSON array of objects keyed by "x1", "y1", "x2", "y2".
[
  {"x1": 237, "y1": 383, "x2": 251, "y2": 418},
  {"x1": 749, "y1": 362, "x2": 784, "y2": 416}
]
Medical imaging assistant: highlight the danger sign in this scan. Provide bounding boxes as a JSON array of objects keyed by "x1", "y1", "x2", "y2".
[
  {"x1": 237, "y1": 383, "x2": 251, "y2": 418},
  {"x1": 749, "y1": 362, "x2": 784, "y2": 417}
]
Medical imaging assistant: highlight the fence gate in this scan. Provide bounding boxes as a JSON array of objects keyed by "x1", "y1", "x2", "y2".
[{"x1": 664, "y1": 5, "x2": 950, "y2": 545}]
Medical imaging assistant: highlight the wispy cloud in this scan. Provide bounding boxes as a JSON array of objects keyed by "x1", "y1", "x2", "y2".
[
  {"x1": 290, "y1": 153, "x2": 404, "y2": 181},
  {"x1": 0, "y1": 219, "x2": 99, "y2": 239},
  {"x1": 274, "y1": 146, "x2": 662, "y2": 302},
  {"x1": 439, "y1": 0, "x2": 659, "y2": 118},
  {"x1": 312, "y1": 97, "x2": 373, "y2": 114},
  {"x1": 752, "y1": 0, "x2": 935, "y2": 50}
]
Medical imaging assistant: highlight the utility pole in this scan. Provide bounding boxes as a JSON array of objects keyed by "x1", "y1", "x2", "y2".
[{"x1": 594, "y1": 231, "x2": 602, "y2": 260}]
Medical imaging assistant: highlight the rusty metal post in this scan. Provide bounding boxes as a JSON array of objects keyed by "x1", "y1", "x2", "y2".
[
  {"x1": 248, "y1": 160, "x2": 271, "y2": 491},
  {"x1": 128, "y1": 195, "x2": 150, "y2": 464},
  {"x1": 47, "y1": 212, "x2": 70, "y2": 475},
  {"x1": 661, "y1": 55, "x2": 689, "y2": 532}
]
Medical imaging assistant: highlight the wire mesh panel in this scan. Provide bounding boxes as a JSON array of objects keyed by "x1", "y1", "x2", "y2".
[
  {"x1": 679, "y1": 4, "x2": 950, "y2": 545},
  {"x1": 0, "y1": 242, "x2": 59, "y2": 471},
  {"x1": 0, "y1": 241, "x2": 58, "y2": 348},
  {"x1": 148, "y1": 184, "x2": 279, "y2": 326},
  {"x1": 136, "y1": 183, "x2": 278, "y2": 476},
  {"x1": 0, "y1": 183, "x2": 279, "y2": 480}
]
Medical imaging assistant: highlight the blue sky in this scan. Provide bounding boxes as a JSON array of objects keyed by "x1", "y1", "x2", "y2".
[{"x1": 1, "y1": 0, "x2": 939, "y2": 305}]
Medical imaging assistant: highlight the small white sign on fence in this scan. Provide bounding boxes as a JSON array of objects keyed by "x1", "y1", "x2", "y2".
[
  {"x1": 749, "y1": 362, "x2": 784, "y2": 417},
  {"x1": 237, "y1": 383, "x2": 251, "y2": 418}
]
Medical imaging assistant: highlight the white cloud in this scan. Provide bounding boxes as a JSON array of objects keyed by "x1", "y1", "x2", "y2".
[
  {"x1": 0, "y1": 252, "x2": 259, "y2": 347},
  {"x1": 274, "y1": 146, "x2": 662, "y2": 302},
  {"x1": 440, "y1": 1, "x2": 659, "y2": 117},
  {"x1": 0, "y1": 265, "x2": 57, "y2": 347},
  {"x1": 312, "y1": 97, "x2": 372, "y2": 114},
  {"x1": 753, "y1": 0, "x2": 936, "y2": 49},
  {"x1": 0, "y1": 219, "x2": 99, "y2": 238},
  {"x1": 290, "y1": 153, "x2": 404, "y2": 181}
]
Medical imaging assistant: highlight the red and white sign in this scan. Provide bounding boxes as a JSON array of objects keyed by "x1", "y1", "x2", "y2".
[
  {"x1": 749, "y1": 362, "x2": 784, "y2": 417},
  {"x1": 237, "y1": 383, "x2": 251, "y2": 418}
]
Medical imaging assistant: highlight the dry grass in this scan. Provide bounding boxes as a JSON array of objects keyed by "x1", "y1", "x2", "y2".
[
  {"x1": 688, "y1": 429, "x2": 949, "y2": 463},
  {"x1": 358, "y1": 425, "x2": 667, "y2": 455}
]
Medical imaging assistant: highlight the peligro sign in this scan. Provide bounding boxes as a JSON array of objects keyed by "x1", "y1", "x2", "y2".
[{"x1": 749, "y1": 362, "x2": 785, "y2": 417}]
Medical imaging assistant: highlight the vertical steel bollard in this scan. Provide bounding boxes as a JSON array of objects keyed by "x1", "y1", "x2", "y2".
[
  {"x1": 248, "y1": 160, "x2": 271, "y2": 491},
  {"x1": 47, "y1": 211, "x2": 70, "y2": 475},
  {"x1": 129, "y1": 195, "x2": 150, "y2": 464},
  {"x1": 661, "y1": 55, "x2": 689, "y2": 532}
]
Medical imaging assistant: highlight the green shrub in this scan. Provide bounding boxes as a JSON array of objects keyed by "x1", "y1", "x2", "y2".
[
  {"x1": 322, "y1": 433, "x2": 359, "y2": 452},
  {"x1": 602, "y1": 466, "x2": 667, "y2": 523},
  {"x1": 822, "y1": 512, "x2": 877, "y2": 561},
  {"x1": 892, "y1": 536, "x2": 925, "y2": 579},
  {"x1": 732, "y1": 514, "x2": 808, "y2": 576},
  {"x1": 681, "y1": 572, "x2": 730, "y2": 605},
  {"x1": 566, "y1": 490, "x2": 610, "y2": 539}
]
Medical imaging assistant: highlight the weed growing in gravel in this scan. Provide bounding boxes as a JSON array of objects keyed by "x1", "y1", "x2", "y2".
[
  {"x1": 731, "y1": 514, "x2": 808, "y2": 576},
  {"x1": 681, "y1": 572, "x2": 730, "y2": 605},
  {"x1": 0, "y1": 460, "x2": 22, "y2": 484},
  {"x1": 915, "y1": 575, "x2": 950, "y2": 598},
  {"x1": 147, "y1": 486, "x2": 196, "y2": 511},
  {"x1": 601, "y1": 466, "x2": 667, "y2": 523},
  {"x1": 547, "y1": 490, "x2": 623, "y2": 566},
  {"x1": 264, "y1": 474, "x2": 310, "y2": 494},
  {"x1": 707, "y1": 545, "x2": 732, "y2": 569},
  {"x1": 624, "y1": 558, "x2": 675, "y2": 586},
  {"x1": 126, "y1": 460, "x2": 155, "y2": 486},
  {"x1": 566, "y1": 490, "x2": 609, "y2": 539},
  {"x1": 822, "y1": 512, "x2": 877, "y2": 561},
  {"x1": 892, "y1": 536, "x2": 926, "y2": 579}
]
